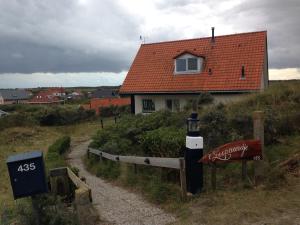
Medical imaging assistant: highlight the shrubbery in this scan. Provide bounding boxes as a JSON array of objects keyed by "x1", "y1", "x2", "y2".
[
  {"x1": 99, "y1": 105, "x2": 130, "y2": 117},
  {"x1": 46, "y1": 136, "x2": 71, "y2": 169},
  {"x1": 0, "y1": 105, "x2": 95, "y2": 130}
]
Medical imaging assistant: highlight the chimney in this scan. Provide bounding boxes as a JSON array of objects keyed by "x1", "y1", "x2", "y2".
[{"x1": 211, "y1": 27, "x2": 215, "y2": 42}]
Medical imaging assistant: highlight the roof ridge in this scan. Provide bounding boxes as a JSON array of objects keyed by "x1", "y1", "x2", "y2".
[{"x1": 142, "y1": 30, "x2": 267, "y2": 46}]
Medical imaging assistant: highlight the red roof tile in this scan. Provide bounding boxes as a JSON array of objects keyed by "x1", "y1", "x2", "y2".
[
  {"x1": 120, "y1": 31, "x2": 267, "y2": 94},
  {"x1": 90, "y1": 98, "x2": 131, "y2": 115}
]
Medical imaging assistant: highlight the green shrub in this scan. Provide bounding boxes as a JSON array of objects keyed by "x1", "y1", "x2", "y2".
[
  {"x1": 99, "y1": 105, "x2": 130, "y2": 117},
  {"x1": 48, "y1": 136, "x2": 71, "y2": 155},
  {"x1": 46, "y1": 136, "x2": 71, "y2": 169}
]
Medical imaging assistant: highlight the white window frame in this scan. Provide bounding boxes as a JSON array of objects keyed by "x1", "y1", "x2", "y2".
[{"x1": 174, "y1": 54, "x2": 203, "y2": 74}]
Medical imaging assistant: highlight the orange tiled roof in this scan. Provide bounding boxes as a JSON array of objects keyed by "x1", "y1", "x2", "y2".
[{"x1": 120, "y1": 31, "x2": 267, "y2": 94}]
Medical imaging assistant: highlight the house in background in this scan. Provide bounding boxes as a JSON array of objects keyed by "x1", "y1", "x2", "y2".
[
  {"x1": 0, "y1": 89, "x2": 31, "y2": 104},
  {"x1": 67, "y1": 90, "x2": 84, "y2": 100},
  {"x1": 49, "y1": 87, "x2": 66, "y2": 97},
  {"x1": 28, "y1": 89, "x2": 63, "y2": 104},
  {"x1": 119, "y1": 29, "x2": 269, "y2": 114}
]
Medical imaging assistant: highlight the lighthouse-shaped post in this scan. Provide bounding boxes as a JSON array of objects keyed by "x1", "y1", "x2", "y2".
[{"x1": 185, "y1": 113, "x2": 203, "y2": 194}]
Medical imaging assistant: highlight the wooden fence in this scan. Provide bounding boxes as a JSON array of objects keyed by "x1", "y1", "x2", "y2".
[
  {"x1": 87, "y1": 148, "x2": 187, "y2": 200},
  {"x1": 49, "y1": 167, "x2": 99, "y2": 225}
]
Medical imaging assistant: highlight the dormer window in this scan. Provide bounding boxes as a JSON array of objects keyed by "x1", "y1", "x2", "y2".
[{"x1": 174, "y1": 53, "x2": 204, "y2": 74}]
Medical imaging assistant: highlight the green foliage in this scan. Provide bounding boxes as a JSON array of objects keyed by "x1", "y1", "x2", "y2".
[
  {"x1": 91, "y1": 111, "x2": 188, "y2": 157},
  {"x1": 96, "y1": 160, "x2": 121, "y2": 180},
  {"x1": 48, "y1": 136, "x2": 71, "y2": 155},
  {"x1": 46, "y1": 136, "x2": 71, "y2": 169},
  {"x1": 198, "y1": 92, "x2": 214, "y2": 105},
  {"x1": 14, "y1": 195, "x2": 79, "y2": 225},
  {"x1": 38, "y1": 107, "x2": 95, "y2": 126},
  {"x1": 0, "y1": 104, "x2": 95, "y2": 130},
  {"x1": 139, "y1": 127, "x2": 185, "y2": 157},
  {"x1": 99, "y1": 105, "x2": 130, "y2": 117}
]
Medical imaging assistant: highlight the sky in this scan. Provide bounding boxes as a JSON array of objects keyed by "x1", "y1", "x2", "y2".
[{"x1": 0, "y1": 0, "x2": 299, "y2": 88}]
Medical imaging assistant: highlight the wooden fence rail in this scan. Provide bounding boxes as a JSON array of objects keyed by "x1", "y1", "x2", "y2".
[{"x1": 88, "y1": 148, "x2": 187, "y2": 200}]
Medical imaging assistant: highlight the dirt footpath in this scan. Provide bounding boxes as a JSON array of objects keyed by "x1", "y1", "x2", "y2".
[{"x1": 67, "y1": 140, "x2": 176, "y2": 225}]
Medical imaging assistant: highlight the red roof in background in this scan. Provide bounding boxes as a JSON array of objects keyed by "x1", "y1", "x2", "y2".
[
  {"x1": 28, "y1": 90, "x2": 61, "y2": 104},
  {"x1": 90, "y1": 98, "x2": 131, "y2": 115},
  {"x1": 120, "y1": 31, "x2": 267, "y2": 94}
]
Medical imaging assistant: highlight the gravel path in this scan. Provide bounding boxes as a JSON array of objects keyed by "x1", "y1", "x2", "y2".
[{"x1": 67, "y1": 140, "x2": 177, "y2": 225}]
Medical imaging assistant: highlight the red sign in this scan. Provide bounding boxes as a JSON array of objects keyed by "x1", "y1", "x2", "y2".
[{"x1": 199, "y1": 140, "x2": 262, "y2": 163}]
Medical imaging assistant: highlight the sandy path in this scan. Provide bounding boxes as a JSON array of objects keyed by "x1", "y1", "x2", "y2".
[{"x1": 67, "y1": 140, "x2": 176, "y2": 225}]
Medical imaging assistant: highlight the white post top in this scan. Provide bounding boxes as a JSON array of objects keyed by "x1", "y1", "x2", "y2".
[{"x1": 186, "y1": 136, "x2": 203, "y2": 149}]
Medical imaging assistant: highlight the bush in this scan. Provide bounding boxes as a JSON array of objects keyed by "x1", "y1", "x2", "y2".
[
  {"x1": 46, "y1": 136, "x2": 71, "y2": 169},
  {"x1": 0, "y1": 105, "x2": 95, "y2": 129},
  {"x1": 48, "y1": 136, "x2": 71, "y2": 155},
  {"x1": 99, "y1": 105, "x2": 130, "y2": 117}
]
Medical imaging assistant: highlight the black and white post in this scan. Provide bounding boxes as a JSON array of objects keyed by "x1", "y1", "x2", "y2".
[{"x1": 185, "y1": 113, "x2": 203, "y2": 194}]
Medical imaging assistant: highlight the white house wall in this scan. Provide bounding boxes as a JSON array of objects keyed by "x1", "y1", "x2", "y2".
[
  {"x1": 134, "y1": 93, "x2": 249, "y2": 114},
  {"x1": 134, "y1": 94, "x2": 196, "y2": 114},
  {"x1": 0, "y1": 96, "x2": 3, "y2": 105}
]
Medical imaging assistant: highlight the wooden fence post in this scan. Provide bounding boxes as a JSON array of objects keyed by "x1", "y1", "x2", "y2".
[
  {"x1": 179, "y1": 158, "x2": 187, "y2": 201},
  {"x1": 211, "y1": 163, "x2": 217, "y2": 191},
  {"x1": 253, "y1": 111, "x2": 265, "y2": 184},
  {"x1": 242, "y1": 160, "x2": 247, "y2": 181},
  {"x1": 133, "y1": 164, "x2": 137, "y2": 174}
]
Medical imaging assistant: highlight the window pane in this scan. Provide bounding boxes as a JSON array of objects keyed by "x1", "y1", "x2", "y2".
[
  {"x1": 173, "y1": 99, "x2": 180, "y2": 111},
  {"x1": 176, "y1": 59, "x2": 186, "y2": 72},
  {"x1": 188, "y1": 58, "x2": 198, "y2": 70},
  {"x1": 166, "y1": 99, "x2": 172, "y2": 110},
  {"x1": 142, "y1": 99, "x2": 155, "y2": 112}
]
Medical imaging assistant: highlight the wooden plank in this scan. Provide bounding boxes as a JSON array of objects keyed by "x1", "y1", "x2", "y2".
[
  {"x1": 119, "y1": 155, "x2": 180, "y2": 169},
  {"x1": 67, "y1": 168, "x2": 90, "y2": 191},
  {"x1": 179, "y1": 158, "x2": 187, "y2": 201},
  {"x1": 253, "y1": 111, "x2": 265, "y2": 184},
  {"x1": 89, "y1": 148, "x2": 101, "y2": 156},
  {"x1": 242, "y1": 160, "x2": 247, "y2": 180},
  {"x1": 88, "y1": 148, "x2": 180, "y2": 169},
  {"x1": 211, "y1": 163, "x2": 217, "y2": 191}
]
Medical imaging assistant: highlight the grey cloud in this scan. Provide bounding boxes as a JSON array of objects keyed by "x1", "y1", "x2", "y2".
[
  {"x1": 0, "y1": 0, "x2": 140, "y2": 73},
  {"x1": 225, "y1": 0, "x2": 300, "y2": 69}
]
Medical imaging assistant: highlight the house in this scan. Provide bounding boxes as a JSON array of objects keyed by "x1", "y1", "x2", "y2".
[
  {"x1": 48, "y1": 88, "x2": 66, "y2": 97},
  {"x1": 0, "y1": 109, "x2": 9, "y2": 117},
  {"x1": 67, "y1": 90, "x2": 84, "y2": 100},
  {"x1": 0, "y1": 89, "x2": 31, "y2": 104},
  {"x1": 119, "y1": 29, "x2": 269, "y2": 114},
  {"x1": 28, "y1": 90, "x2": 63, "y2": 104},
  {"x1": 83, "y1": 97, "x2": 131, "y2": 115}
]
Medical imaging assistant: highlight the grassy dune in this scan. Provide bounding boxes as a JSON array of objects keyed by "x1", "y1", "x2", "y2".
[{"x1": 0, "y1": 120, "x2": 101, "y2": 210}]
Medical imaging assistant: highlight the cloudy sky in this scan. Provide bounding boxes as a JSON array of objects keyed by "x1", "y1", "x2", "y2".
[{"x1": 0, "y1": 0, "x2": 299, "y2": 88}]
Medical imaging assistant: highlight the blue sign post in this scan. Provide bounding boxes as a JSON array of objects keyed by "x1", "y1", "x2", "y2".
[
  {"x1": 6, "y1": 151, "x2": 48, "y2": 199},
  {"x1": 7, "y1": 151, "x2": 48, "y2": 225}
]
